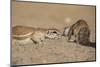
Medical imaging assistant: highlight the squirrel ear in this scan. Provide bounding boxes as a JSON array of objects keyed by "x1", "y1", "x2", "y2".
[{"x1": 53, "y1": 31, "x2": 57, "y2": 33}]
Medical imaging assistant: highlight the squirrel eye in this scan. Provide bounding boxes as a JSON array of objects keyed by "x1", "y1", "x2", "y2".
[{"x1": 53, "y1": 31, "x2": 57, "y2": 33}]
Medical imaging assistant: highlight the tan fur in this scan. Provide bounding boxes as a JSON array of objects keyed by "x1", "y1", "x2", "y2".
[{"x1": 12, "y1": 26, "x2": 61, "y2": 44}]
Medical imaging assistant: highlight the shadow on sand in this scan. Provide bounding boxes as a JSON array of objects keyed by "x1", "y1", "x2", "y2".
[{"x1": 81, "y1": 42, "x2": 96, "y2": 48}]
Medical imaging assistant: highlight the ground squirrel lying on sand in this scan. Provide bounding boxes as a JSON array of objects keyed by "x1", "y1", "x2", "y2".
[{"x1": 12, "y1": 26, "x2": 61, "y2": 44}]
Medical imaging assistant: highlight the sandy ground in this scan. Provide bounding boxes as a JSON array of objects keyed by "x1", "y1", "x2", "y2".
[{"x1": 12, "y1": 1, "x2": 96, "y2": 65}]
